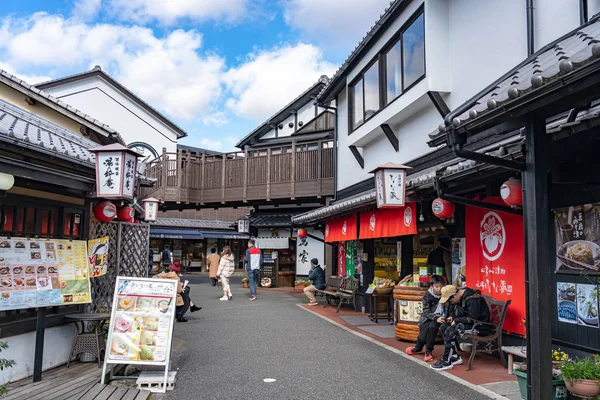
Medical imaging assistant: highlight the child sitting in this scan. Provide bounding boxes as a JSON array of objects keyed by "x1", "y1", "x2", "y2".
[{"x1": 406, "y1": 275, "x2": 445, "y2": 362}]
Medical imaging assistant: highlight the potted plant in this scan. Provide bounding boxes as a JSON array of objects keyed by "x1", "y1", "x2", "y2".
[
  {"x1": 295, "y1": 280, "x2": 309, "y2": 291},
  {"x1": 560, "y1": 356, "x2": 600, "y2": 398},
  {"x1": 552, "y1": 348, "x2": 568, "y2": 369},
  {"x1": 242, "y1": 277, "x2": 249, "y2": 288},
  {"x1": 513, "y1": 363, "x2": 566, "y2": 400}
]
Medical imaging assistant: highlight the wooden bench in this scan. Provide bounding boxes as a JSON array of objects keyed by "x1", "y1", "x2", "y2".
[
  {"x1": 458, "y1": 294, "x2": 511, "y2": 371},
  {"x1": 316, "y1": 275, "x2": 343, "y2": 298},
  {"x1": 316, "y1": 276, "x2": 358, "y2": 313}
]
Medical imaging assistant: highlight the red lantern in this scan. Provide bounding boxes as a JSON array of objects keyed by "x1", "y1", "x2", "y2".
[
  {"x1": 298, "y1": 228, "x2": 308, "y2": 239},
  {"x1": 134, "y1": 219, "x2": 140, "y2": 224},
  {"x1": 117, "y1": 206, "x2": 135, "y2": 223},
  {"x1": 501, "y1": 178, "x2": 522, "y2": 207},
  {"x1": 432, "y1": 198, "x2": 455, "y2": 219},
  {"x1": 93, "y1": 201, "x2": 117, "y2": 222}
]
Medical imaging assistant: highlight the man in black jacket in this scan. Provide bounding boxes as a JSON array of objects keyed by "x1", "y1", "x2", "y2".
[{"x1": 430, "y1": 285, "x2": 490, "y2": 371}]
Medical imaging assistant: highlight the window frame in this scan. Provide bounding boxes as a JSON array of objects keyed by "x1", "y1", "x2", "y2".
[{"x1": 348, "y1": 6, "x2": 426, "y2": 134}]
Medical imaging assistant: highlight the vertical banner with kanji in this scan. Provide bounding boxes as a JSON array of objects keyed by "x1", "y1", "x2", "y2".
[
  {"x1": 345, "y1": 241, "x2": 355, "y2": 276},
  {"x1": 337, "y1": 242, "x2": 346, "y2": 276},
  {"x1": 465, "y1": 203, "x2": 525, "y2": 335},
  {"x1": 88, "y1": 236, "x2": 109, "y2": 277}
]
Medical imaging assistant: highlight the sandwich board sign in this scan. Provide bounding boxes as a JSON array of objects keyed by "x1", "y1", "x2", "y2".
[{"x1": 102, "y1": 276, "x2": 177, "y2": 392}]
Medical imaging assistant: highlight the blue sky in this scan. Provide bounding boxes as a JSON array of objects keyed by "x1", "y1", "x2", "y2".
[{"x1": 0, "y1": 0, "x2": 391, "y2": 151}]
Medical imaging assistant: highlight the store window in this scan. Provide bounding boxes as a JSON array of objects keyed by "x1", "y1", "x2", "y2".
[{"x1": 349, "y1": 8, "x2": 425, "y2": 132}]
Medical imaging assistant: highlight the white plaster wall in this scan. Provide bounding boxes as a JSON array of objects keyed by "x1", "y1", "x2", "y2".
[
  {"x1": 294, "y1": 228, "x2": 324, "y2": 276},
  {"x1": 297, "y1": 102, "x2": 316, "y2": 128},
  {"x1": 535, "y1": 2, "x2": 580, "y2": 51},
  {"x1": 262, "y1": 129, "x2": 276, "y2": 140},
  {"x1": 42, "y1": 77, "x2": 180, "y2": 154},
  {"x1": 277, "y1": 114, "x2": 296, "y2": 137},
  {"x1": 0, "y1": 325, "x2": 75, "y2": 384}
]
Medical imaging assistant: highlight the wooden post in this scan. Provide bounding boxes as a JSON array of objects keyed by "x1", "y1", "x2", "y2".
[
  {"x1": 243, "y1": 149, "x2": 248, "y2": 202},
  {"x1": 177, "y1": 149, "x2": 183, "y2": 203},
  {"x1": 201, "y1": 153, "x2": 206, "y2": 205},
  {"x1": 221, "y1": 154, "x2": 226, "y2": 203},
  {"x1": 291, "y1": 142, "x2": 296, "y2": 199},
  {"x1": 317, "y1": 141, "x2": 322, "y2": 197},
  {"x1": 185, "y1": 150, "x2": 191, "y2": 203},
  {"x1": 523, "y1": 115, "x2": 552, "y2": 400},
  {"x1": 266, "y1": 148, "x2": 272, "y2": 201},
  {"x1": 32, "y1": 307, "x2": 46, "y2": 382},
  {"x1": 161, "y1": 147, "x2": 168, "y2": 201}
]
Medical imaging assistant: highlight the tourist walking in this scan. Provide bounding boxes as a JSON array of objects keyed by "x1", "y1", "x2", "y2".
[
  {"x1": 207, "y1": 248, "x2": 221, "y2": 286},
  {"x1": 304, "y1": 258, "x2": 325, "y2": 306},
  {"x1": 216, "y1": 246, "x2": 235, "y2": 301},
  {"x1": 244, "y1": 239, "x2": 262, "y2": 300},
  {"x1": 161, "y1": 245, "x2": 173, "y2": 272}
]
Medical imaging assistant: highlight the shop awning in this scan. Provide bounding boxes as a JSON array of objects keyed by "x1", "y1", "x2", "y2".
[
  {"x1": 149, "y1": 228, "x2": 249, "y2": 240},
  {"x1": 255, "y1": 237, "x2": 289, "y2": 249},
  {"x1": 359, "y1": 203, "x2": 417, "y2": 239},
  {"x1": 324, "y1": 215, "x2": 358, "y2": 242}
]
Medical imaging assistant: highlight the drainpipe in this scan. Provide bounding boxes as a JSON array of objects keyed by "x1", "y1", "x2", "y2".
[
  {"x1": 580, "y1": 0, "x2": 589, "y2": 25},
  {"x1": 527, "y1": 0, "x2": 535, "y2": 56}
]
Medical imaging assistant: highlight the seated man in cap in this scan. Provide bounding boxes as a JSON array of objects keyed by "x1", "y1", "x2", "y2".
[
  {"x1": 430, "y1": 285, "x2": 490, "y2": 371},
  {"x1": 304, "y1": 258, "x2": 326, "y2": 306}
]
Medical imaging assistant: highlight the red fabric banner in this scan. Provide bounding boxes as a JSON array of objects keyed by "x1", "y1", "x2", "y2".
[
  {"x1": 465, "y1": 201, "x2": 525, "y2": 335},
  {"x1": 359, "y1": 203, "x2": 417, "y2": 239},
  {"x1": 324, "y1": 215, "x2": 357, "y2": 243},
  {"x1": 337, "y1": 242, "x2": 346, "y2": 276}
]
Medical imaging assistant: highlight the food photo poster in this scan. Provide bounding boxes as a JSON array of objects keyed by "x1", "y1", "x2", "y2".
[
  {"x1": 557, "y1": 282, "x2": 600, "y2": 328},
  {"x1": 554, "y1": 203, "x2": 600, "y2": 275}
]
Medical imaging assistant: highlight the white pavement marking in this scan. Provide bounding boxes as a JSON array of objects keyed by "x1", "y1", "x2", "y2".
[
  {"x1": 263, "y1": 378, "x2": 276, "y2": 383},
  {"x1": 297, "y1": 304, "x2": 510, "y2": 400}
]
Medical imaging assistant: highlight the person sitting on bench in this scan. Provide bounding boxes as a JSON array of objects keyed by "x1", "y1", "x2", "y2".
[
  {"x1": 430, "y1": 285, "x2": 490, "y2": 371},
  {"x1": 304, "y1": 258, "x2": 325, "y2": 306}
]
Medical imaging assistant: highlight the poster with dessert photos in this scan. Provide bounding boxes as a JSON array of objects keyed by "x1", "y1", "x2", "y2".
[
  {"x1": 554, "y1": 203, "x2": 600, "y2": 275},
  {"x1": 0, "y1": 238, "x2": 91, "y2": 310},
  {"x1": 104, "y1": 276, "x2": 177, "y2": 366}
]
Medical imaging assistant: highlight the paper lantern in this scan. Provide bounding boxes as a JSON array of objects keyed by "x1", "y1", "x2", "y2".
[
  {"x1": 298, "y1": 228, "x2": 308, "y2": 239},
  {"x1": 142, "y1": 197, "x2": 159, "y2": 222},
  {"x1": 93, "y1": 201, "x2": 117, "y2": 222},
  {"x1": 432, "y1": 198, "x2": 455, "y2": 219},
  {"x1": 500, "y1": 178, "x2": 523, "y2": 207},
  {"x1": 117, "y1": 206, "x2": 135, "y2": 222},
  {"x1": 89, "y1": 144, "x2": 139, "y2": 200},
  {"x1": 370, "y1": 162, "x2": 410, "y2": 208}
]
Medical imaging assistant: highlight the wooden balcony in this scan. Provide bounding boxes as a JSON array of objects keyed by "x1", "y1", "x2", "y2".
[{"x1": 140, "y1": 140, "x2": 335, "y2": 209}]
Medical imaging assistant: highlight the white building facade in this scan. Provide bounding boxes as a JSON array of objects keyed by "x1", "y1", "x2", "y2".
[{"x1": 322, "y1": 0, "x2": 600, "y2": 192}]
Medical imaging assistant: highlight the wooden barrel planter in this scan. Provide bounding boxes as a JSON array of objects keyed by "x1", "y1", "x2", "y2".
[{"x1": 393, "y1": 285, "x2": 428, "y2": 342}]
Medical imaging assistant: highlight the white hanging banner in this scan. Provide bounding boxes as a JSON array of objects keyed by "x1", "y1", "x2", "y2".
[{"x1": 255, "y1": 237, "x2": 289, "y2": 249}]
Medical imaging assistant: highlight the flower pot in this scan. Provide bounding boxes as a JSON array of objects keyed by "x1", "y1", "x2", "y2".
[
  {"x1": 514, "y1": 370, "x2": 567, "y2": 400},
  {"x1": 295, "y1": 285, "x2": 306, "y2": 292},
  {"x1": 564, "y1": 379, "x2": 600, "y2": 397}
]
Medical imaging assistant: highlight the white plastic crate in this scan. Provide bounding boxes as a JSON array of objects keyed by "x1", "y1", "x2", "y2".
[{"x1": 136, "y1": 371, "x2": 177, "y2": 392}]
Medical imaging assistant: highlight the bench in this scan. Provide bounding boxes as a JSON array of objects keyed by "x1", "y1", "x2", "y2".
[
  {"x1": 316, "y1": 275, "x2": 343, "y2": 298},
  {"x1": 316, "y1": 276, "x2": 358, "y2": 313},
  {"x1": 459, "y1": 295, "x2": 511, "y2": 371}
]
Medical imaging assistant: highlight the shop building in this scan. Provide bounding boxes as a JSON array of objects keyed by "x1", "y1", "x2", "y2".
[{"x1": 0, "y1": 69, "x2": 122, "y2": 382}]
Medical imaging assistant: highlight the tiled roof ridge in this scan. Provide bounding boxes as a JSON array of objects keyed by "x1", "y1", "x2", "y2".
[
  {"x1": 235, "y1": 77, "x2": 329, "y2": 148},
  {"x1": 0, "y1": 69, "x2": 125, "y2": 145},
  {"x1": 36, "y1": 66, "x2": 187, "y2": 138}
]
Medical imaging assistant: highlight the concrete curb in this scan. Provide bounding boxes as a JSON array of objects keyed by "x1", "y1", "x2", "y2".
[{"x1": 297, "y1": 303, "x2": 510, "y2": 400}]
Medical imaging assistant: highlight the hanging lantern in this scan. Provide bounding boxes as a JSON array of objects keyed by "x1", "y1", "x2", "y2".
[
  {"x1": 93, "y1": 201, "x2": 117, "y2": 222},
  {"x1": 370, "y1": 162, "x2": 411, "y2": 208},
  {"x1": 500, "y1": 178, "x2": 523, "y2": 207},
  {"x1": 432, "y1": 198, "x2": 455, "y2": 219},
  {"x1": 298, "y1": 228, "x2": 308, "y2": 239},
  {"x1": 142, "y1": 197, "x2": 160, "y2": 222},
  {"x1": 117, "y1": 206, "x2": 135, "y2": 222},
  {"x1": 89, "y1": 144, "x2": 140, "y2": 200},
  {"x1": 134, "y1": 219, "x2": 140, "y2": 224}
]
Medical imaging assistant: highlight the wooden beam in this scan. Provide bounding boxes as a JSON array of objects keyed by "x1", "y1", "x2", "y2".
[
  {"x1": 291, "y1": 142, "x2": 296, "y2": 199},
  {"x1": 317, "y1": 141, "x2": 322, "y2": 197},
  {"x1": 221, "y1": 154, "x2": 226, "y2": 202},
  {"x1": 200, "y1": 152, "x2": 206, "y2": 205},
  {"x1": 349, "y1": 145, "x2": 364, "y2": 169},
  {"x1": 266, "y1": 148, "x2": 272, "y2": 201},
  {"x1": 243, "y1": 149, "x2": 248, "y2": 202},
  {"x1": 380, "y1": 124, "x2": 399, "y2": 152}
]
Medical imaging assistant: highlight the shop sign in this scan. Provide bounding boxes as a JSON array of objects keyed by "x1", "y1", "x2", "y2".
[
  {"x1": 337, "y1": 242, "x2": 346, "y2": 276},
  {"x1": 371, "y1": 163, "x2": 409, "y2": 208},
  {"x1": 359, "y1": 204, "x2": 417, "y2": 239},
  {"x1": 465, "y1": 200, "x2": 525, "y2": 335},
  {"x1": 237, "y1": 218, "x2": 250, "y2": 234},
  {"x1": 90, "y1": 144, "x2": 139, "y2": 200},
  {"x1": 88, "y1": 236, "x2": 109, "y2": 278},
  {"x1": 554, "y1": 203, "x2": 600, "y2": 275},
  {"x1": 295, "y1": 229, "x2": 324, "y2": 276},
  {"x1": 346, "y1": 241, "x2": 355, "y2": 276},
  {"x1": 324, "y1": 216, "x2": 357, "y2": 242},
  {"x1": 142, "y1": 198, "x2": 159, "y2": 222},
  {"x1": 102, "y1": 276, "x2": 177, "y2": 392}
]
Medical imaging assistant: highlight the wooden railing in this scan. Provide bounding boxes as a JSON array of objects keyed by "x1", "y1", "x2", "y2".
[{"x1": 140, "y1": 140, "x2": 335, "y2": 206}]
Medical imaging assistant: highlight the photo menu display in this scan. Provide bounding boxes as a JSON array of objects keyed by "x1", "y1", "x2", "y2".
[
  {"x1": 0, "y1": 238, "x2": 91, "y2": 310},
  {"x1": 106, "y1": 277, "x2": 177, "y2": 365}
]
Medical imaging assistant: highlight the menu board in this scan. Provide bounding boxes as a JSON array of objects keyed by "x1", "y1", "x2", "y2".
[
  {"x1": 0, "y1": 238, "x2": 91, "y2": 310},
  {"x1": 105, "y1": 277, "x2": 177, "y2": 366},
  {"x1": 398, "y1": 300, "x2": 422, "y2": 322}
]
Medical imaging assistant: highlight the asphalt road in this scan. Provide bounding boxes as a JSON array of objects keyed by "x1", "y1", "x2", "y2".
[{"x1": 155, "y1": 275, "x2": 492, "y2": 400}]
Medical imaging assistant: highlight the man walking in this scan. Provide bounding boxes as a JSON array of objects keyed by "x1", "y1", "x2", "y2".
[
  {"x1": 244, "y1": 239, "x2": 262, "y2": 301},
  {"x1": 161, "y1": 245, "x2": 173, "y2": 272},
  {"x1": 207, "y1": 248, "x2": 220, "y2": 287}
]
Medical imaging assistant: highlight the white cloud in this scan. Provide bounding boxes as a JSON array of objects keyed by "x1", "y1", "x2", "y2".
[
  {"x1": 73, "y1": 0, "x2": 102, "y2": 21},
  {"x1": 203, "y1": 112, "x2": 229, "y2": 126},
  {"x1": 0, "y1": 61, "x2": 51, "y2": 84},
  {"x1": 282, "y1": 0, "x2": 392, "y2": 51},
  {"x1": 0, "y1": 13, "x2": 224, "y2": 121},
  {"x1": 106, "y1": 0, "x2": 251, "y2": 25},
  {"x1": 224, "y1": 43, "x2": 335, "y2": 121}
]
